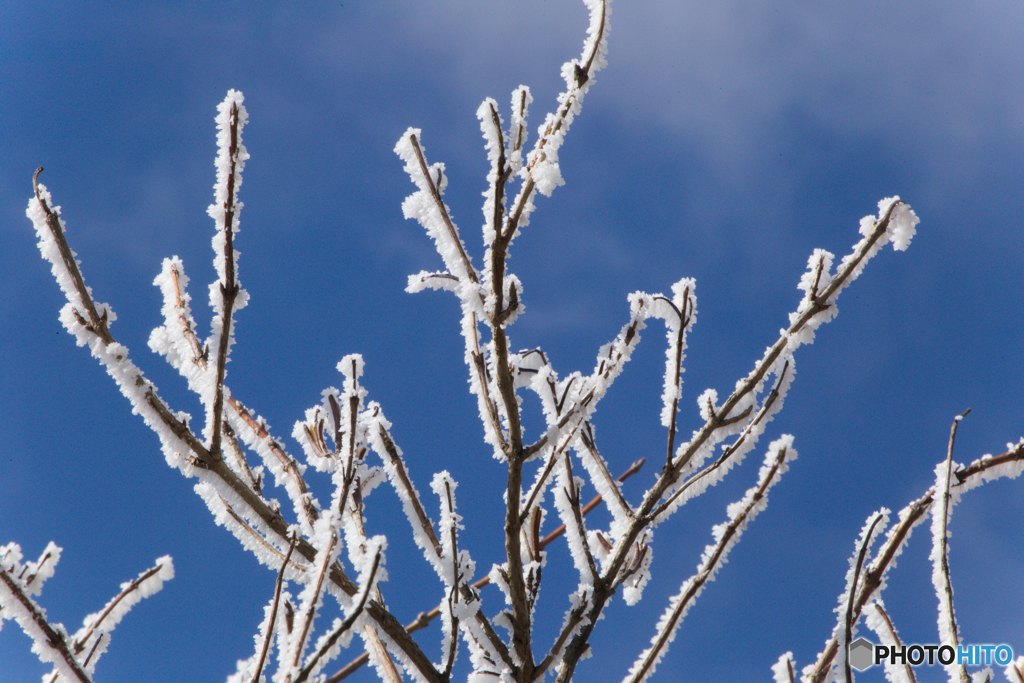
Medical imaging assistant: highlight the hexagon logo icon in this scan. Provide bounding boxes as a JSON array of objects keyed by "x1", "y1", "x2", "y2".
[{"x1": 849, "y1": 638, "x2": 875, "y2": 671}]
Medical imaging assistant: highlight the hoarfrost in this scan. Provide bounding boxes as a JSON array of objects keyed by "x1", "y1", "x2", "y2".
[
  {"x1": 625, "y1": 437, "x2": 795, "y2": 683},
  {"x1": 829, "y1": 509, "x2": 890, "y2": 679},
  {"x1": 771, "y1": 652, "x2": 797, "y2": 683},
  {"x1": 863, "y1": 601, "x2": 914, "y2": 683}
]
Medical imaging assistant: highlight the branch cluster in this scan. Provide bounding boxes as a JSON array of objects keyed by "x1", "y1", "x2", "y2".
[{"x1": 15, "y1": 1, "x2": 1022, "y2": 682}]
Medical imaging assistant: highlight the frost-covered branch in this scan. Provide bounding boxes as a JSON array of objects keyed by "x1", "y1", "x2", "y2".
[
  {"x1": 649, "y1": 199, "x2": 917, "y2": 524},
  {"x1": 29, "y1": 169, "x2": 324, "y2": 586},
  {"x1": 773, "y1": 653, "x2": 798, "y2": 683},
  {"x1": 29, "y1": 133, "x2": 442, "y2": 683},
  {"x1": 1007, "y1": 658, "x2": 1024, "y2": 683},
  {"x1": 832, "y1": 509, "x2": 890, "y2": 683},
  {"x1": 863, "y1": 601, "x2": 917, "y2": 683},
  {"x1": 554, "y1": 453, "x2": 600, "y2": 584},
  {"x1": 293, "y1": 549, "x2": 382, "y2": 683},
  {"x1": 207, "y1": 91, "x2": 249, "y2": 463},
  {"x1": 25, "y1": 1, "x2": 1022, "y2": 682},
  {"x1": 252, "y1": 533, "x2": 298, "y2": 683},
  {"x1": 801, "y1": 438, "x2": 1024, "y2": 683},
  {"x1": 229, "y1": 394, "x2": 320, "y2": 533},
  {"x1": 1, "y1": 543, "x2": 92, "y2": 683},
  {"x1": 931, "y1": 410, "x2": 972, "y2": 683},
  {"x1": 649, "y1": 359, "x2": 791, "y2": 522},
  {"x1": 620, "y1": 438, "x2": 797, "y2": 683},
  {"x1": 539, "y1": 198, "x2": 917, "y2": 682},
  {"x1": 1, "y1": 542, "x2": 171, "y2": 683}
]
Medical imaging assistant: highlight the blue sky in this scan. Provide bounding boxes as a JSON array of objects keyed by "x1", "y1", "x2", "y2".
[{"x1": 2, "y1": 1, "x2": 1022, "y2": 681}]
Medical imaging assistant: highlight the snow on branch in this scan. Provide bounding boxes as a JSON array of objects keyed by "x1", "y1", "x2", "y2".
[
  {"x1": 71, "y1": 557, "x2": 174, "y2": 665},
  {"x1": 1006, "y1": 657, "x2": 1024, "y2": 683},
  {"x1": 650, "y1": 279, "x2": 698, "y2": 466},
  {"x1": 519, "y1": 0, "x2": 609, "y2": 198},
  {"x1": 430, "y1": 471, "x2": 475, "y2": 677},
  {"x1": 1, "y1": 552, "x2": 94, "y2": 683},
  {"x1": 395, "y1": 129, "x2": 480, "y2": 289},
  {"x1": 773, "y1": 653, "x2": 798, "y2": 683},
  {"x1": 574, "y1": 422, "x2": 635, "y2": 544},
  {"x1": 520, "y1": 291, "x2": 652, "y2": 468},
  {"x1": 28, "y1": 114, "x2": 443, "y2": 683},
  {"x1": 29, "y1": 172, "x2": 206, "y2": 481},
  {"x1": 1, "y1": 542, "x2": 171, "y2": 682},
  {"x1": 554, "y1": 453, "x2": 600, "y2": 584}
]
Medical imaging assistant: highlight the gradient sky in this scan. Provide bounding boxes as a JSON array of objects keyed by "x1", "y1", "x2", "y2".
[{"x1": 2, "y1": 1, "x2": 1022, "y2": 682}]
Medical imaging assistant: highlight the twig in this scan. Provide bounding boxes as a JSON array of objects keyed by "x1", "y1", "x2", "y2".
[
  {"x1": 406, "y1": 133, "x2": 479, "y2": 287},
  {"x1": 560, "y1": 453, "x2": 600, "y2": 583},
  {"x1": 651, "y1": 360, "x2": 790, "y2": 521},
  {"x1": 373, "y1": 421, "x2": 442, "y2": 559},
  {"x1": 503, "y1": 0, "x2": 608, "y2": 239},
  {"x1": 210, "y1": 99, "x2": 245, "y2": 462},
  {"x1": 549, "y1": 201, "x2": 912, "y2": 681},
  {"x1": 293, "y1": 549, "x2": 383, "y2": 683},
  {"x1": 576, "y1": 422, "x2": 635, "y2": 524},
  {"x1": 0, "y1": 565, "x2": 93, "y2": 683},
  {"x1": 252, "y1": 533, "x2": 298, "y2": 683},
  {"x1": 935, "y1": 409, "x2": 971, "y2": 683},
  {"x1": 33, "y1": 168, "x2": 113, "y2": 346},
  {"x1": 442, "y1": 480, "x2": 461, "y2": 678},
  {"x1": 72, "y1": 561, "x2": 167, "y2": 655},
  {"x1": 29, "y1": 173, "x2": 441, "y2": 683},
  {"x1": 168, "y1": 262, "x2": 209, "y2": 370},
  {"x1": 843, "y1": 512, "x2": 886, "y2": 683},
  {"x1": 868, "y1": 602, "x2": 917, "y2": 683},
  {"x1": 228, "y1": 395, "x2": 320, "y2": 528}
]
